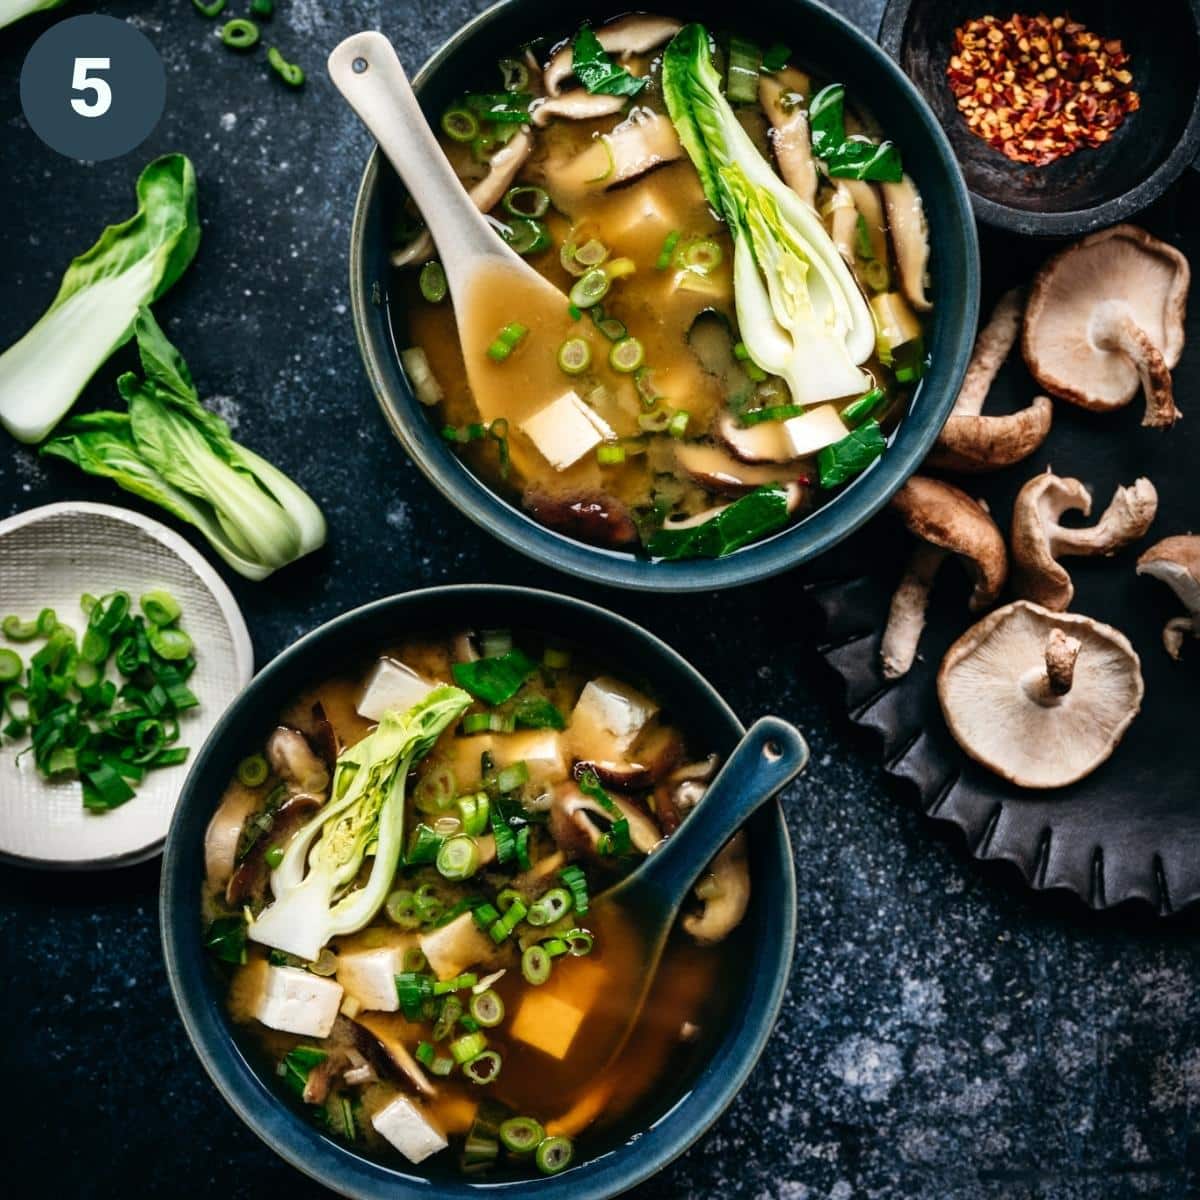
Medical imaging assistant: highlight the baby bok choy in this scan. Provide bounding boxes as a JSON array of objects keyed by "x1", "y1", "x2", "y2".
[
  {"x1": 0, "y1": 154, "x2": 200, "y2": 443},
  {"x1": 41, "y1": 307, "x2": 326, "y2": 580},
  {"x1": 1, "y1": 0, "x2": 67, "y2": 32},
  {"x1": 662, "y1": 25, "x2": 875, "y2": 407},
  {"x1": 248, "y1": 687, "x2": 472, "y2": 962}
]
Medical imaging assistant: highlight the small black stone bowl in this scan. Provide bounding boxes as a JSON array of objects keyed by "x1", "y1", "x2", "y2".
[{"x1": 878, "y1": 0, "x2": 1200, "y2": 236}]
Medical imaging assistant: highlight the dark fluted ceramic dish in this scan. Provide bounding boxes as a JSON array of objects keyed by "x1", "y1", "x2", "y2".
[
  {"x1": 161, "y1": 585, "x2": 796, "y2": 1199},
  {"x1": 347, "y1": 0, "x2": 980, "y2": 591}
]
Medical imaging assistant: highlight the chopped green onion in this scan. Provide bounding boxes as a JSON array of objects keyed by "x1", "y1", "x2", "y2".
[
  {"x1": 521, "y1": 944, "x2": 552, "y2": 985},
  {"x1": 220, "y1": 18, "x2": 259, "y2": 49},
  {"x1": 486, "y1": 322, "x2": 529, "y2": 362},
  {"x1": 441, "y1": 107, "x2": 480, "y2": 142},
  {"x1": 594, "y1": 314, "x2": 627, "y2": 341},
  {"x1": 488, "y1": 897, "x2": 527, "y2": 943},
  {"x1": 250, "y1": 0, "x2": 273, "y2": 14},
  {"x1": 568, "y1": 268, "x2": 610, "y2": 309},
  {"x1": 559, "y1": 864, "x2": 590, "y2": 914},
  {"x1": 458, "y1": 792, "x2": 490, "y2": 838},
  {"x1": 656, "y1": 229, "x2": 682, "y2": 270},
  {"x1": 415, "y1": 763, "x2": 457, "y2": 812},
  {"x1": 386, "y1": 889, "x2": 421, "y2": 929},
  {"x1": 264, "y1": 845, "x2": 284, "y2": 869},
  {"x1": 432, "y1": 994, "x2": 463, "y2": 1041},
  {"x1": 739, "y1": 403, "x2": 804, "y2": 427},
  {"x1": 536, "y1": 1135, "x2": 574, "y2": 1175},
  {"x1": 498, "y1": 56, "x2": 530, "y2": 92},
  {"x1": 433, "y1": 972, "x2": 478, "y2": 996},
  {"x1": 36, "y1": 608, "x2": 59, "y2": 636},
  {"x1": 596, "y1": 443, "x2": 626, "y2": 466},
  {"x1": 2, "y1": 615, "x2": 38, "y2": 642},
  {"x1": 542, "y1": 937, "x2": 569, "y2": 957},
  {"x1": 515, "y1": 825, "x2": 532, "y2": 871},
  {"x1": 431, "y1": 1055, "x2": 455, "y2": 1077},
  {"x1": 667, "y1": 410, "x2": 690, "y2": 439},
  {"x1": 415, "y1": 1041, "x2": 436, "y2": 1068},
  {"x1": 396, "y1": 972, "x2": 435, "y2": 1020},
  {"x1": 557, "y1": 336, "x2": 592, "y2": 376},
  {"x1": 0, "y1": 649, "x2": 21, "y2": 683},
  {"x1": 148, "y1": 625, "x2": 192, "y2": 661},
  {"x1": 406, "y1": 822, "x2": 444, "y2": 865},
  {"x1": 469, "y1": 989, "x2": 505, "y2": 1027},
  {"x1": 567, "y1": 302, "x2": 582, "y2": 320},
  {"x1": 236, "y1": 754, "x2": 269, "y2": 787},
  {"x1": 527, "y1": 887, "x2": 571, "y2": 927},
  {"x1": 862, "y1": 258, "x2": 890, "y2": 293},
  {"x1": 437, "y1": 834, "x2": 480, "y2": 881},
  {"x1": 841, "y1": 387, "x2": 887, "y2": 427},
  {"x1": 727, "y1": 35, "x2": 762, "y2": 103},
  {"x1": 496, "y1": 887, "x2": 522, "y2": 913},
  {"x1": 609, "y1": 336, "x2": 644, "y2": 373},
  {"x1": 191, "y1": 0, "x2": 226, "y2": 16},
  {"x1": 450, "y1": 1031, "x2": 488, "y2": 1065},
  {"x1": 503, "y1": 186, "x2": 550, "y2": 219},
  {"x1": 463, "y1": 710, "x2": 516, "y2": 735},
  {"x1": 140, "y1": 590, "x2": 181, "y2": 627},
  {"x1": 501, "y1": 217, "x2": 552, "y2": 256},
  {"x1": 472, "y1": 902, "x2": 501, "y2": 930},
  {"x1": 675, "y1": 237, "x2": 724, "y2": 275},
  {"x1": 463, "y1": 1050, "x2": 502, "y2": 1085},
  {"x1": 574, "y1": 239, "x2": 609, "y2": 267},
  {"x1": 496, "y1": 760, "x2": 529, "y2": 793},
  {"x1": 564, "y1": 928, "x2": 594, "y2": 956},
  {"x1": 419, "y1": 261, "x2": 447, "y2": 303},
  {"x1": 266, "y1": 46, "x2": 304, "y2": 87},
  {"x1": 499, "y1": 1116, "x2": 545, "y2": 1154}
]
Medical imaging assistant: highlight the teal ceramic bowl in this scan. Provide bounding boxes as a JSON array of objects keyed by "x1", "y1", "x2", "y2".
[
  {"x1": 161, "y1": 585, "x2": 797, "y2": 1199},
  {"x1": 348, "y1": 0, "x2": 980, "y2": 592}
]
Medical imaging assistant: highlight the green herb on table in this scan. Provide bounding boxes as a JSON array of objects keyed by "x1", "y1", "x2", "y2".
[
  {"x1": 0, "y1": 155, "x2": 200, "y2": 445},
  {"x1": 571, "y1": 25, "x2": 648, "y2": 97},
  {"x1": 1, "y1": 589, "x2": 199, "y2": 811},
  {"x1": 41, "y1": 307, "x2": 326, "y2": 581}
]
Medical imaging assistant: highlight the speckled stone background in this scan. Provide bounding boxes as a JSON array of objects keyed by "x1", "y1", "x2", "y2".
[{"x1": 2, "y1": 3, "x2": 1200, "y2": 1198}]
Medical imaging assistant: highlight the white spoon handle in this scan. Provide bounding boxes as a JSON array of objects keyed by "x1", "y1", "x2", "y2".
[{"x1": 327, "y1": 31, "x2": 519, "y2": 292}]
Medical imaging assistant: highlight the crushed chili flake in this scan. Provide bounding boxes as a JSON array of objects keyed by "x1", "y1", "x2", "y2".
[{"x1": 946, "y1": 12, "x2": 1139, "y2": 166}]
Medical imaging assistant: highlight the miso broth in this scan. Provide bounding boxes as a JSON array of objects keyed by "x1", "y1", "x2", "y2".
[
  {"x1": 394, "y1": 15, "x2": 933, "y2": 560},
  {"x1": 202, "y1": 628, "x2": 747, "y2": 1179}
]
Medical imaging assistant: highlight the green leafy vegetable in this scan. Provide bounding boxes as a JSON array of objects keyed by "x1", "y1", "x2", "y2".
[
  {"x1": 808, "y1": 84, "x2": 903, "y2": 182},
  {"x1": 0, "y1": 155, "x2": 200, "y2": 444},
  {"x1": 0, "y1": 0, "x2": 68, "y2": 32},
  {"x1": 761, "y1": 43, "x2": 791, "y2": 72},
  {"x1": 248, "y1": 687, "x2": 471, "y2": 962},
  {"x1": 513, "y1": 697, "x2": 565, "y2": 730},
  {"x1": 577, "y1": 770, "x2": 631, "y2": 856},
  {"x1": 282, "y1": 1046, "x2": 328, "y2": 1099},
  {"x1": 646, "y1": 485, "x2": 791, "y2": 560},
  {"x1": 661, "y1": 26, "x2": 875, "y2": 407},
  {"x1": 42, "y1": 308, "x2": 326, "y2": 581},
  {"x1": 204, "y1": 915, "x2": 247, "y2": 964},
  {"x1": 452, "y1": 649, "x2": 537, "y2": 706},
  {"x1": 840, "y1": 387, "x2": 886, "y2": 427},
  {"x1": 818, "y1": 419, "x2": 886, "y2": 488},
  {"x1": 571, "y1": 26, "x2": 648, "y2": 97}
]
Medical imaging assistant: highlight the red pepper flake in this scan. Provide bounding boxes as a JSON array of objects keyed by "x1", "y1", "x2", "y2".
[{"x1": 946, "y1": 11, "x2": 1139, "y2": 166}]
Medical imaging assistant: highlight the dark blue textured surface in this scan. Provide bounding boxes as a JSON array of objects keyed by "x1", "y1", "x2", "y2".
[{"x1": 3, "y1": 3, "x2": 1200, "y2": 1199}]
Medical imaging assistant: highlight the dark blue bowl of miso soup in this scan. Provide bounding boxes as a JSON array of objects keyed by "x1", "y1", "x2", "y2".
[
  {"x1": 348, "y1": 0, "x2": 979, "y2": 591},
  {"x1": 161, "y1": 585, "x2": 796, "y2": 1198}
]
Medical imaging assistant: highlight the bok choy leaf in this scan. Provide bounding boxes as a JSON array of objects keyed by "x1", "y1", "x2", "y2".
[
  {"x1": 1, "y1": 0, "x2": 68, "y2": 33},
  {"x1": 661, "y1": 25, "x2": 874, "y2": 407},
  {"x1": 0, "y1": 154, "x2": 200, "y2": 444},
  {"x1": 248, "y1": 687, "x2": 472, "y2": 962},
  {"x1": 41, "y1": 308, "x2": 326, "y2": 580}
]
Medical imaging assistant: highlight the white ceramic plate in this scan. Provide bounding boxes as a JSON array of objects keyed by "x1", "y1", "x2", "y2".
[{"x1": 0, "y1": 503, "x2": 253, "y2": 869}]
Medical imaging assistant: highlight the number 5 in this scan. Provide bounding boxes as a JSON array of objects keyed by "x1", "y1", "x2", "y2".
[{"x1": 70, "y1": 57, "x2": 112, "y2": 118}]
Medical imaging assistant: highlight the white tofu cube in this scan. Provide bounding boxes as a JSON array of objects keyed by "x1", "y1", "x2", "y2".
[
  {"x1": 418, "y1": 912, "x2": 495, "y2": 982},
  {"x1": 493, "y1": 729, "x2": 567, "y2": 785},
  {"x1": 780, "y1": 404, "x2": 850, "y2": 458},
  {"x1": 570, "y1": 676, "x2": 658, "y2": 759},
  {"x1": 336, "y1": 947, "x2": 403, "y2": 1012},
  {"x1": 253, "y1": 965, "x2": 343, "y2": 1038},
  {"x1": 520, "y1": 391, "x2": 615, "y2": 471},
  {"x1": 358, "y1": 657, "x2": 439, "y2": 722},
  {"x1": 509, "y1": 991, "x2": 586, "y2": 1059},
  {"x1": 371, "y1": 1094, "x2": 448, "y2": 1164}
]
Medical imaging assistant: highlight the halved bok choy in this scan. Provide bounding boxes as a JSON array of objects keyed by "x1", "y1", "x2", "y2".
[
  {"x1": 0, "y1": 154, "x2": 200, "y2": 443},
  {"x1": 1, "y1": 0, "x2": 67, "y2": 33},
  {"x1": 248, "y1": 687, "x2": 472, "y2": 962},
  {"x1": 662, "y1": 24, "x2": 874, "y2": 407}
]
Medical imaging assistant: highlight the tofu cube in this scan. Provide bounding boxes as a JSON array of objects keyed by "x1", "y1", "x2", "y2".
[
  {"x1": 253, "y1": 965, "x2": 343, "y2": 1038},
  {"x1": 370, "y1": 1094, "x2": 448, "y2": 1164},
  {"x1": 418, "y1": 912, "x2": 495, "y2": 982},
  {"x1": 520, "y1": 391, "x2": 615, "y2": 471},
  {"x1": 780, "y1": 404, "x2": 850, "y2": 458},
  {"x1": 509, "y1": 991, "x2": 587, "y2": 1059},
  {"x1": 569, "y1": 676, "x2": 658, "y2": 760},
  {"x1": 358, "y1": 657, "x2": 439, "y2": 722},
  {"x1": 493, "y1": 729, "x2": 567, "y2": 785},
  {"x1": 336, "y1": 947, "x2": 404, "y2": 1012}
]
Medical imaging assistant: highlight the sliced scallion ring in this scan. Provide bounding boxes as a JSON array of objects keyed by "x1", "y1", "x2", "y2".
[
  {"x1": 499, "y1": 1116, "x2": 545, "y2": 1155},
  {"x1": 569, "y1": 268, "x2": 610, "y2": 309},
  {"x1": 498, "y1": 56, "x2": 530, "y2": 92},
  {"x1": 237, "y1": 754, "x2": 269, "y2": 787},
  {"x1": 608, "y1": 336, "x2": 645, "y2": 373},
  {"x1": 436, "y1": 833, "x2": 481, "y2": 880},
  {"x1": 557, "y1": 336, "x2": 592, "y2": 376},
  {"x1": 462, "y1": 1049, "x2": 502, "y2": 1085},
  {"x1": 419, "y1": 261, "x2": 447, "y2": 303},
  {"x1": 503, "y1": 185, "x2": 550, "y2": 219},
  {"x1": 501, "y1": 216, "x2": 552, "y2": 256},
  {"x1": 441, "y1": 107, "x2": 480, "y2": 142},
  {"x1": 266, "y1": 46, "x2": 305, "y2": 87},
  {"x1": 469, "y1": 989, "x2": 505, "y2": 1027},
  {"x1": 0, "y1": 649, "x2": 21, "y2": 683},
  {"x1": 573, "y1": 238, "x2": 608, "y2": 267},
  {"x1": 596, "y1": 443, "x2": 626, "y2": 465},
  {"x1": 521, "y1": 944, "x2": 551, "y2": 985},
  {"x1": 536, "y1": 1135, "x2": 574, "y2": 1175},
  {"x1": 675, "y1": 237, "x2": 724, "y2": 275},
  {"x1": 220, "y1": 17, "x2": 259, "y2": 49}
]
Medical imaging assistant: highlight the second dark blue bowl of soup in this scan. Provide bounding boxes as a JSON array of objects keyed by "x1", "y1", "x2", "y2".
[
  {"x1": 348, "y1": 0, "x2": 979, "y2": 591},
  {"x1": 161, "y1": 585, "x2": 797, "y2": 1199}
]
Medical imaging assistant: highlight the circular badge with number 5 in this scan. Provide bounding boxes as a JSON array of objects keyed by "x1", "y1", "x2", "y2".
[{"x1": 20, "y1": 14, "x2": 165, "y2": 162}]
